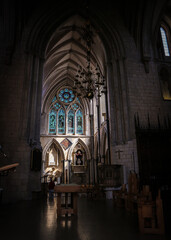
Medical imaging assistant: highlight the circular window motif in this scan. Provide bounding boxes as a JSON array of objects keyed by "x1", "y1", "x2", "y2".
[
  {"x1": 58, "y1": 88, "x2": 75, "y2": 103},
  {"x1": 72, "y1": 103, "x2": 79, "y2": 110},
  {"x1": 54, "y1": 102, "x2": 61, "y2": 110}
]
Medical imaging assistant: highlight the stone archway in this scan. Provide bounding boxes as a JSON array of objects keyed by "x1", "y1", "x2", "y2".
[
  {"x1": 67, "y1": 138, "x2": 91, "y2": 161},
  {"x1": 24, "y1": 8, "x2": 127, "y2": 147},
  {"x1": 67, "y1": 138, "x2": 91, "y2": 184},
  {"x1": 42, "y1": 138, "x2": 65, "y2": 182},
  {"x1": 22, "y1": 3, "x2": 128, "y2": 196}
]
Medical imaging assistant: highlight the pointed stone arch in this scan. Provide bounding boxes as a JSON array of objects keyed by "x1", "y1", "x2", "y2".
[
  {"x1": 22, "y1": 3, "x2": 130, "y2": 155},
  {"x1": 42, "y1": 138, "x2": 65, "y2": 161},
  {"x1": 42, "y1": 80, "x2": 90, "y2": 116},
  {"x1": 67, "y1": 138, "x2": 91, "y2": 161},
  {"x1": 42, "y1": 138, "x2": 65, "y2": 179}
]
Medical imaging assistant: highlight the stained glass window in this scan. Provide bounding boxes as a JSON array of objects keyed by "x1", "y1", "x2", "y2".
[
  {"x1": 54, "y1": 102, "x2": 61, "y2": 110},
  {"x1": 52, "y1": 96, "x2": 57, "y2": 103},
  {"x1": 160, "y1": 27, "x2": 170, "y2": 56},
  {"x1": 68, "y1": 109, "x2": 75, "y2": 134},
  {"x1": 76, "y1": 110, "x2": 83, "y2": 134},
  {"x1": 58, "y1": 88, "x2": 75, "y2": 103},
  {"x1": 58, "y1": 109, "x2": 65, "y2": 134},
  {"x1": 77, "y1": 97, "x2": 81, "y2": 103},
  {"x1": 49, "y1": 110, "x2": 57, "y2": 134},
  {"x1": 49, "y1": 88, "x2": 84, "y2": 135},
  {"x1": 72, "y1": 103, "x2": 79, "y2": 110}
]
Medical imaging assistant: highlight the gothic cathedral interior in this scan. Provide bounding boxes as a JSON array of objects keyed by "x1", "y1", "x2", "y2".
[{"x1": 0, "y1": 0, "x2": 171, "y2": 235}]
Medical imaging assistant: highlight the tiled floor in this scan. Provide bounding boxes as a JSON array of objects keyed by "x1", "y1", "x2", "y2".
[{"x1": 0, "y1": 196, "x2": 170, "y2": 240}]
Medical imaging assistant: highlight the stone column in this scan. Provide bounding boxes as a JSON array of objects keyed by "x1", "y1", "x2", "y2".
[
  {"x1": 89, "y1": 99, "x2": 95, "y2": 184},
  {"x1": 104, "y1": 89, "x2": 111, "y2": 164}
]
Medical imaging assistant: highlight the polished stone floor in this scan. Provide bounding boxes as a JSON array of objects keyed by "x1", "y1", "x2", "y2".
[{"x1": 0, "y1": 196, "x2": 170, "y2": 240}]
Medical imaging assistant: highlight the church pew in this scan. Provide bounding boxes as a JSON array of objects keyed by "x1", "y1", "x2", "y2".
[{"x1": 138, "y1": 188, "x2": 165, "y2": 234}]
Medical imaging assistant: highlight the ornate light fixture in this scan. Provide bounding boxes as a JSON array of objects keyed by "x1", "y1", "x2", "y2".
[{"x1": 73, "y1": 21, "x2": 106, "y2": 99}]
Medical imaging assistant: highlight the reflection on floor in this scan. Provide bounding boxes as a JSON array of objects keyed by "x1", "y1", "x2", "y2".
[{"x1": 0, "y1": 196, "x2": 170, "y2": 240}]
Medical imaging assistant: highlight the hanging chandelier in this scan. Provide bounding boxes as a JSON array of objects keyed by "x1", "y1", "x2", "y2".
[{"x1": 73, "y1": 21, "x2": 106, "y2": 99}]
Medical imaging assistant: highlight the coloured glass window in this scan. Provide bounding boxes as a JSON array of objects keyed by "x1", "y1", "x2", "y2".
[
  {"x1": 77, "y1": 97, "x2": 81, "y2": 103},
  {"x1": 58, "y1": 109, "x2": 65, "y2": 134},
  {"x1": 68, "y1": 109, "x2": 75, "y2": 134},
  {"x1": 54, "y1": 102, "x2": 61, "y2": 110},
  {"x1": 49, "y1": 89, "x2": 84, "y2": 135},
  {"x1": 72, "y1": 103, "x2": 79, "y2": 110},
  {"x1": 52, "y1": 96, "x2": 57, "y2": 103},
  {"x1": 58, "y1": 88, "x2": 75, "y2": 103},
  {"x1": 49, "y1": 110, "x2": 57, "y2": 134},
  {"x1": 160, "y1": 27, "x2": 170, "y2": 56},
  {"x1": 76, "y1": 110, "x2": 83, "y2": 134}
]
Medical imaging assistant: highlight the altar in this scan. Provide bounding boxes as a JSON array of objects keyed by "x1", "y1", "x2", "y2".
[{"x1": 54, "y1": 184, "x2": 82, "y2": 217}]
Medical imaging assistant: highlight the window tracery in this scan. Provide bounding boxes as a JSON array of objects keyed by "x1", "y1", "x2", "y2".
[
  {"x1": 68, "y1": 109, "x2": 75, "y2": 134},
  {"x1": 49, "y1": 110, "x2": 57, "y2": 134},
  {"x1": 160, "y1": 27, "x2": 170, "y2": 57},
  {"x1": 76, "y1": 110, "x2": 83, "y2": 134},
  {"x1": 157, "y1": 24, "x2": 171, "y2": 101},
  {"x1": 48, "y1": 88, "x2": 84, "y2": 135}
]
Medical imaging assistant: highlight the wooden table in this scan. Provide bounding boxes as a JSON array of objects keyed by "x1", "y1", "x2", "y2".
[{"x1": 54, "y1": 184, "x2": 82, "y2": 217}]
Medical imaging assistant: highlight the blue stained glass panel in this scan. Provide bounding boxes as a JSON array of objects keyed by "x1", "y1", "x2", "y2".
[
  {"x1": 52, "y1": 96, "x2": 57, "y2": 103},
  {"x1": 68, "y1": 109, "x2": 75, "y2": 134},
  {"x1": 54, "y1": 102, "x2": 61, "y2": 110},
  {"x1": 76, "y1": 110, "x2": 83, "y2": 134},
  {"x1": 49, "y1": 110, "x2": 57, "y2": 134},
  {"x1": 64, "y1": 93, "x2": 70, "y2": 99},
  {"x1": 77, "y1": 97, "x2": 80, "y2": 103},
  {"x1": 58, "y1": 88, "x2": 75, "y2": 103},
  {"x1": 58, "y1": 109, "x2": 65, "y2": 134},
  {"x1": 160, "y1": 27, "x2": 170, "y2": 56},
  {"x1": 72, "y1": 103, "x2": 79, "y2": 111}
]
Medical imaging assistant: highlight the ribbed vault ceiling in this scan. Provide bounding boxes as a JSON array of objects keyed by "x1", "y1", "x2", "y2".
[{"x1": 43, "y1": 15, "x2": 105, "y2": 104}]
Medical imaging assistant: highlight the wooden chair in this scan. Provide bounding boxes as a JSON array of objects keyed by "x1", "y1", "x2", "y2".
[
  {"x1": 138, "y1": 189, "x2": 165, "y2": 234},
  {"x1": 125, "y1": 171, "x2": 139, "y2": 213}
]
